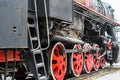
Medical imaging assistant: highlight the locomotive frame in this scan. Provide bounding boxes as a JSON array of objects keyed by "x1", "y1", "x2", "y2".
[{"x1": 0, "y1": 0, "x2": 120, "y2": 80}]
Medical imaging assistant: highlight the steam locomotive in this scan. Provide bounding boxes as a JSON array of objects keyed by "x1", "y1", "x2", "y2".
[{"x1": 0, "y1": 0, "x2": 119, "y2": 80}]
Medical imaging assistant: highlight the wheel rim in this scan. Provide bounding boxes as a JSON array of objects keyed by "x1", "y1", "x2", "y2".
[
  {"x1": 71, "y1": 44, "x2": 83, "y2": 77},
  {"x1": 101, "y1": 57, "x2": 106, "y2": 69},
  {"x1": 83, "y1": 43, "x2": 93, "y2": 73},
  {"x1": 93, "y1": 44, "x2": 100, "y2": 71},
  {"x1": 50, "y1": 42, "x2": 67, "y2": 80}
]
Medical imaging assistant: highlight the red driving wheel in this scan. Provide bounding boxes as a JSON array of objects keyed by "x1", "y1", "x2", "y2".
[
  {"x1": 93, "y1": 44, "x2": 100, "y2": 71},
  {"x1": 101, "y1": 56, "x2": 106, "y2": 69},
  {"x1": 50, "y1": 42, "x2": 67, "y2": 80},
  {"x1": 71, "y1": 44, "x2": 83, "y2": 77},
  {"x1": 100, "y1": 48, "x2": 106, "y2": 69},
  {"x1": 83, "y1": 43, "x2": 93, "y2": 73}
]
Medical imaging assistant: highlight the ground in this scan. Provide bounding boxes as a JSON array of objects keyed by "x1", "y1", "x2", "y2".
[{"x1": 96, "y1": 63, "x2": 120, "y2": 80}]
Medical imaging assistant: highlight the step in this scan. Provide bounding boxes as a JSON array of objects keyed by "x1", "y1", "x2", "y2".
[
  {"x1": 36, "y1": 63, "x2": 44, "y2": 68},
  {"x1": 39, "y1": 76, "x2": 47, "y2": 80},
  {"x1": 28, "y1": 24, "x2": 35, "y2": 28},
  {"x1": 33, "y1": 50, "x2": 42, "y2": 54},
  {"x1": 31, "y1": 37, "x2": 38, "y2": 41},
  {"x1": 34, "y1": 50, "x2": 41, "y2": 52}
]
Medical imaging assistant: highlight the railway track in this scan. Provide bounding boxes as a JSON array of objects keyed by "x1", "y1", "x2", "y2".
[
  {"x1": 0, "y1": 64, "x2": 120, "y2": 80},
  {"x1": 66, "y1": 65, "x2": 120, "y2": 80}
]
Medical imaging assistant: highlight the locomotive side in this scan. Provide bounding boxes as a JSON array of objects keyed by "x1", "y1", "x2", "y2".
[{"x1": 0, "y1": 0, "x2": 119, "y2": 80}]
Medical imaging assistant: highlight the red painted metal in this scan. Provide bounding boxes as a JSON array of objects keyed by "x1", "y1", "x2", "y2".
[
  {"x1": 93, "y1": 53, "x2": 100, "y2": 70},
  {"x1": 101, "y1": 57, "x2": 106, "y2": 68},
  {"x1": 51, "y1": 43, "x2": 66, "y2": 80},
  {"x1": 83, "y1": 43, "x2": 93, "y2": 73},
  {"x1": 74, "y1": 0, "x2": 120, "y2": 26},
  {"x1": 107, "y1": 39, "x2": 112, "y2": 50},
  {"x1": 76, "y1": 0, "x2": 89, "y2": 6},
  {"x1": 71, "y1": 44, "x2": 83, "y2": 76},
  {"x1": 93, "y1": 44, "x2": 100, "y2": 71},
  {"x1": 84, "y1": 53, "x2": 93, "y2": 73},
  {"x1": 85, "y1": 0, "x2": 89, "y2": 6},
  {"x1": 0, "y1": 50, "x2": 20, "y2": 62}
]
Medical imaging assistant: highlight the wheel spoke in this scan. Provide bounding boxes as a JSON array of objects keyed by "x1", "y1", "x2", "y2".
[
  {"x1": 52, "y1": 61, "x2": 58, "y2": 70},
  {"x1": 73, "y1": 53, "x2": 78, "y2": 59},
  {"x1": 54, "y1": 47, "x2": 60, "y2": 56},
  {"x1": 52, "y1": 53, "x2": 58, "y2": 61},
  {"x1": 53, "y1": 66, "x2": 59, "y2": 74},
  {"x1": 74, "y1": 64, "x2": 80, "y2": 74}
]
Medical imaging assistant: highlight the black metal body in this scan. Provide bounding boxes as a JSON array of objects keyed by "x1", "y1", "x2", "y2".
[
  {"x1": 0, "y1": 0, "x2": 28, "y2": 48},
  {"x1": 28, "y1": 0, "x2": 73, "y2": 22}
]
